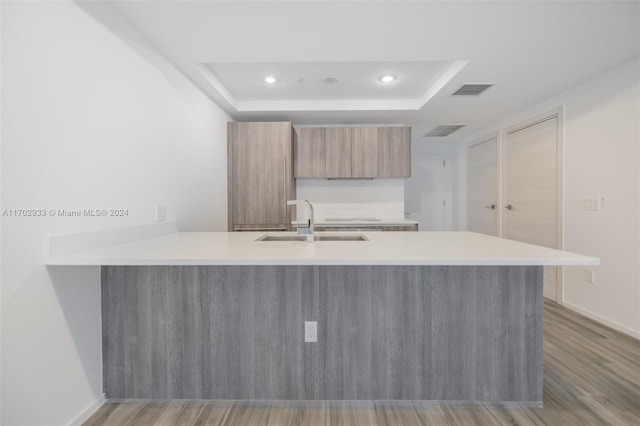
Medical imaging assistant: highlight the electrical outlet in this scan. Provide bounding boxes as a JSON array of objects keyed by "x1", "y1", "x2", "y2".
[
  {"x1": 155, "y1": 204, "x2": 167, "y2": 222},
  {"x1": 584, "y1": 269, "x2": 595, "y2": 283},
  {"x1": 304, "y1": 321, "x2": 317, "y2": 343}
]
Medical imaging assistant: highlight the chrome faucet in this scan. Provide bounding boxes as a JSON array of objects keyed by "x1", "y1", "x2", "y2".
[{"x1": 287, "y1": 200, "x2": 315, "y2": 243}]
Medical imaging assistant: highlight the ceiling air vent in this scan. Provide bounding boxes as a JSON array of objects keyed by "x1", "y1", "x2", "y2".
[
  {"x1": 423, "y1": 125, "x2": 466, "y2": 137},
  {"x1": 451, "y1": 84, "x2": 494, "y2": 96}
]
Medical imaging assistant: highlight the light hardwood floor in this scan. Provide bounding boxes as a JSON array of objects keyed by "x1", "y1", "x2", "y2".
[{"x1": 85, "y1": 300, "x2": 640, "y2": 425}]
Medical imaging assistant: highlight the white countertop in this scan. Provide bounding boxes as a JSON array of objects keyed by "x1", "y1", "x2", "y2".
[{"x1": 45, "y1": 231, "x2": 599, "y2": 266}]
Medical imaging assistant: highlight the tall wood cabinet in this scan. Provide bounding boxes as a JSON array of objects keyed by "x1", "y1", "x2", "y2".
[{"x1": 228, "y1": 122, "x2": 295, "y2": 231}]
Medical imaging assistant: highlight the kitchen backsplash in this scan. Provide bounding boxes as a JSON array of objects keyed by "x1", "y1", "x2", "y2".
[{"x1": 294, "y1": 179, "x2": 404, "y2": 220}]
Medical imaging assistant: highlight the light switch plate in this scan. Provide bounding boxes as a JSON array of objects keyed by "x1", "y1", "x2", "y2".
[
  {"x1": 581, "y1": 198, "x2": 601, "y2": 210},
  {"x1": 584, "y1": 269, "x2": 595, "y2": 283}
]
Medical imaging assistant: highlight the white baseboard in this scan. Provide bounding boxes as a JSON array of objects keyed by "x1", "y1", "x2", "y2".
[
  {"x1": 561, "y1": 301, "x2": 640, "y2": 340},
  {"x1": 68, "y1": 394, "x2": 106, "y2": 426}
]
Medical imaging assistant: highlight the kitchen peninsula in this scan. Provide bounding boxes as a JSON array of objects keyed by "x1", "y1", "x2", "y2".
[{"x1": 46, "y1": 228, "x2": 598, "y2": 404}]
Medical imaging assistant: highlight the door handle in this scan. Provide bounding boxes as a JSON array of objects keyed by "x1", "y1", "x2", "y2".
[
  {"x1": 505, "y1": 204, "x2": 514, "y2": 210},
  {"x1": 484, "y1": 204, "x2": 496, "y2": 210}
]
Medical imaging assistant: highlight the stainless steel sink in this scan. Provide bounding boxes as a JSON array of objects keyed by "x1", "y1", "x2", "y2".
[
  {"x1": 314, "y1": 235, "x2": 368, "y2": 241},
  {"x1": 256, "y1": 234, "x2": 368, "y2": 242},
  {"x1": 257, "y1": 235, "x2": 307, "y2": 242}
]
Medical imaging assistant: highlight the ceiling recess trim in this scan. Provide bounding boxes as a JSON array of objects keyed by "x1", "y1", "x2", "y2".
[
  {"x1": 194, "y1": 63, "x2": 239, "y2": 110},
  {"x1": 235, "y1": 99, "x2": 423, "y2": 112},
  {"x1": 417, "y1": 61, "x2": 468, "y2": 107},
  {"x1": 196, "y1": 60, "x2": 469, "y2": 112}
]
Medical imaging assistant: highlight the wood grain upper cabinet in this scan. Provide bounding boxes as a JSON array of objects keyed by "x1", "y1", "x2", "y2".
[
  {"x1": 294, "y1": 128, "x2": 326, "y2": 178},
  {"x1": 352, "y1": 127, "x2": 379, "y2": 178},
  {"x1": 325, "y1": 127, "x2": 352, "y2": 178},
  {"x1": 228, "y1": 122, "x2": 295, "y2": 230},
  {"x1": 292, "y1": 126, "x2": 411, "y2": 179},
  {"x1": 378, "y1": 127, "x2": 411, "y2": 178}
]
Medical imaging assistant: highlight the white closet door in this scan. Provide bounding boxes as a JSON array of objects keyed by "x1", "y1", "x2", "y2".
[
  {"x1": 468, "y1": 137, "x2": 498, "y2": 236},
  {"x1": 505, "y1": 116, "x2": 559, "y2": 300}
]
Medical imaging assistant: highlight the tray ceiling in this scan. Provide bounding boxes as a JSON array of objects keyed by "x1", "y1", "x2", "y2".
[{"x1": 201, "y1": 60, "x2": 467, "y2": 111}]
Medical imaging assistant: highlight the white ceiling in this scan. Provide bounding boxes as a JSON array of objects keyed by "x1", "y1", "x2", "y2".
[{"x1": 98, "y1": 0, "x2": 639, "y2": 142}]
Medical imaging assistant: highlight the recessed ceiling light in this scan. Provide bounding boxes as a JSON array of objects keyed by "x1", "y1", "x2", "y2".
[
  {"x1": 264, "y1": 76, "x2": 277, "y2": 84},
  {"x1": 379, "y1": 74, "x2": 396, "y2": 83}
]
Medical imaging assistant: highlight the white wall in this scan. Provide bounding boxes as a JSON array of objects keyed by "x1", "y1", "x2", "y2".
[
  {"x1": 296, "y1": 179, "x2": 405, "y2": 220},
  {"x1": 456, "y1": 58, "x2": 640, "y2": 337},
  {"x1": 1, "y1": 1, "x2": 230, "y2": 424}
]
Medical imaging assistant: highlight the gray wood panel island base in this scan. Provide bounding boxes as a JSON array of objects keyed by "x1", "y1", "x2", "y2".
[{"x1": 102, "y1": 265, "x2": 542, "y2": 404}]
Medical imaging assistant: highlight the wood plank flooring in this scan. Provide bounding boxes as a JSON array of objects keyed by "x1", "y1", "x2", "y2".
[{"x1": 84, "y1": 300, "x2": 640, "y2": 425}]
